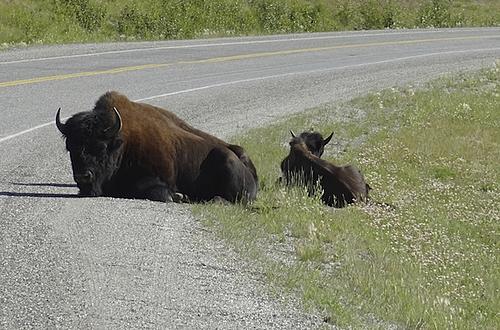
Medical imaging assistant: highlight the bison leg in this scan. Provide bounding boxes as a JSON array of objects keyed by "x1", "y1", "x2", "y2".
[
  {"x1": 134, "y1": 176, "x2": 173, "y2": 202},
  {"x1": 227, "y1": 144, "x2": 258, "y2": 184},
  {"x1": 195, "y1": 146, "x2": 257, "y2": 204}
]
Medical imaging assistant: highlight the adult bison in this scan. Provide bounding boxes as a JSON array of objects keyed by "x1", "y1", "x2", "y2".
[
  {"x1": 55, "y1": 91, "x2": 258, "y2": 203},
  {"x1": 281, "y1": 131, "x2": 369, "y2": 207}
]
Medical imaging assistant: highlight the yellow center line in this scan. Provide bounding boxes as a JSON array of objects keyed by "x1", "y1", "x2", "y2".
[
  {"x1": 0, "y1": 35, "x2": 491, "y2": 88},
  {"x1": 0, "y1": 63, "x2": 172, "y2": 88},
  {"x1": 185, "y1": 36, "x2": 492, "y2": 64}
]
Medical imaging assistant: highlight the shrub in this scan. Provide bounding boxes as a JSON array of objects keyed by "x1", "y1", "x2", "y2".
[
  {"x1": 54, "y1": 0, "x2": 106, "y2": 32},
  {"x1": 359, "y1": 0, "x2": 398, "y2": 29},
  {"x1": 417, "y1": 0, "x2": 453, "y2": 27},
  {"x1": 252, "y1": 0, "x2": 329, "y2": 33},
  {"x1": 1, "y1": 0, "x2": 498, "y2": 46}
]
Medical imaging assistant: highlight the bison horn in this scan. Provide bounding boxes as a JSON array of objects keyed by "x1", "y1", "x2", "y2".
[
  {"x1": 290, "y1": 130, "x2": 296, "y2": 138},
  {"x1": 323, "y1": 131, "x2": 334, "y2": 146},
  {"x1": 55, "y1": 108, "x2": 66, "y2": 134},
  {"x1": 103, "y1": 107, "x2": 122, "y2": 138}
]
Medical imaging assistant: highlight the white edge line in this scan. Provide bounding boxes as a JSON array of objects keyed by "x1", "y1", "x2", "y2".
[
  {"x1": 138, "y1": 47, "x2": 500, "y2": 101},
  {"x1": 0, "y1": 122, "x2": 57, "y2": 143},
  {"x1": 1, "y1": 47, "x2": 498, "y2": 144},
  {"x1": 0, "y1": 28, "x2": 495, "y2": 65}
]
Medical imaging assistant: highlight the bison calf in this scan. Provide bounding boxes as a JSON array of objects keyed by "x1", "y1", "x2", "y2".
[
  {"x1": 281, "y1": 131, "x2": 369, "y2": 207},
  {"x1": 288, "y1": 130, "x2": 333, "y2": 157}
]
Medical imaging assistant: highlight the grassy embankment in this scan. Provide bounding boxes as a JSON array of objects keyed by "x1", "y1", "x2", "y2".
[
  {"x1": 195, "y1": 66, "x2": 500, "y2": 328},
  {"x1": 1, "y1": 0, "x2": 499, "y2": 48}
]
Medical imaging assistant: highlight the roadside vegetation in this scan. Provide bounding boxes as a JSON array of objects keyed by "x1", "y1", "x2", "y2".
[
  {"x1": 1, "y1": 0, "x2": 499, "y2": 48},
  {"x1": 195, "y1": 66, "x2": 500, "y2": 328}
]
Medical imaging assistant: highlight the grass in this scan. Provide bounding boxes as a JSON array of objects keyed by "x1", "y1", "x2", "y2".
[
  {"x1": 1, "y1": 0, "x2": 499, "y2": 48},
  {"x1": 194, "y1": 65, "x2": 500, "y2": 328}
]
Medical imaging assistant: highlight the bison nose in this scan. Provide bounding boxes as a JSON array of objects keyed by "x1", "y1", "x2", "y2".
[{"x1": 74, "y1": 170, "x2": 93, "y2": 184}]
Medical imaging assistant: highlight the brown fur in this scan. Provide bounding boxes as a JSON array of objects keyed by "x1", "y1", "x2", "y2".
[
  {"x1": 281, "y1": 137, "x2": 369, "y2": 207},
  {"x1": 60, "y1": 91, "x2": 257, "y2": 203}
]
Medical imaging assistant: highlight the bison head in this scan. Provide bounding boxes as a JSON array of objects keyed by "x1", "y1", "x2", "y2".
[
  {"x1": 56, "y1": 107, "x2": 123, "y2": 196},
  {"x1": 290, "y1": 130, "x2": 333, "y2": 157}
]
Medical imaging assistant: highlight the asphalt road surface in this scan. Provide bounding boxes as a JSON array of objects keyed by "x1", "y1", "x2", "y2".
[{"x1": 1, "y1": 28, "x2": 499, "y2": 329}]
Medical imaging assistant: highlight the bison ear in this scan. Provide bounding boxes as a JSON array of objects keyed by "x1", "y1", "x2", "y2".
[
  {"x1": 55, "y1": 108, "x2": 66, "y2": 135},
  {"x1": 323, "y1": 132, "x2": 334, "y2": 146},
  {"x1": 290, "y1": 130, "x2": 296, "y2": 138},
  {"x1": 103, "y1": 107, "x2": 122, "y2": 139}
]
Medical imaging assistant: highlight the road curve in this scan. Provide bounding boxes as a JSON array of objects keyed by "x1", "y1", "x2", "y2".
[{"x1": 1, "y1": 28, "x2": 499, "y2": 328}]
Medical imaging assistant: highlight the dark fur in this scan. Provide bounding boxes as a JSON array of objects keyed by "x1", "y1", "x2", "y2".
[
  {"x1": 291, "y1": 131, "x2": 333, "y2": 157},
  {"x1": 281, "y1": 135, "x2": 369, "y2": 208},
  {"x1": 57, "y1": 91, "x2": 258, "y2": 203},
  {"x1": 277, "y1": 130, "x2": 332, "y2": 185}
]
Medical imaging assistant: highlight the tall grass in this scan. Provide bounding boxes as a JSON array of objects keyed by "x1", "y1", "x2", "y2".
[
  {"x1": 195, "y1": 66, "x2": 500, "y2": 328},
  {"x1": 1, "y1": 0, "x2": 499, "y2": 47}
]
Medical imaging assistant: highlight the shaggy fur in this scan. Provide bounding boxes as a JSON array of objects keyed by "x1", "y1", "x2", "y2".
[
  {"x1": 281, "y1": 134, "x2": 369, "y2": 208},
  {"x1": 289, "y1": 130, "x2": 333, "y2": 157},
  {"x1": 57, "y1": 91, "x2": 258, "y2": 203}
]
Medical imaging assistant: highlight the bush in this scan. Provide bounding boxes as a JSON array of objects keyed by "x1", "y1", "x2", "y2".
[
  {"x1": 199, "y1": 0, "x2": 258, "y2": 35},
  {"x1": 417, "y1": 0, "x2": 453, "y2": 27},
  {"x1": 54, "y1": 0, "x2": 106, "y2": 32},
  {"x1": 252, "y1": 0, "x2": 329, "y2": 33},
  {"x1": 0, "y1": 0, "x2": 498, "y2": 46},
  {"x1": 359, "y1": 0, "x2": 398, "y2": 29}
]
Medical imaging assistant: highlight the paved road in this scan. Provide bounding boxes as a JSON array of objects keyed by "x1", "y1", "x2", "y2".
[{"x1": 1, "y1": 28, "x2": 499, "y2": 328}]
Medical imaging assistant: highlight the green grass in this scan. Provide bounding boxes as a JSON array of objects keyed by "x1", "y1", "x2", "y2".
[
  {"x1": 194, "y1": 65, "x2": 500, "y2": 328},
  {"x1": 1, "y1": 0, "x2": 499, "y2": 48}
]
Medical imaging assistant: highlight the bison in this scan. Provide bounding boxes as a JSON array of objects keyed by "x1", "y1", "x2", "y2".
[
  {"x1": 288, "y1": 130, "x2": 333, "y2": 157},
  {"x1": 280, "y1": 131, "x2": 369, "y2": 207},
  {"x1": 55, "y1": 91, "x2": 258, "y2": 203}
]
